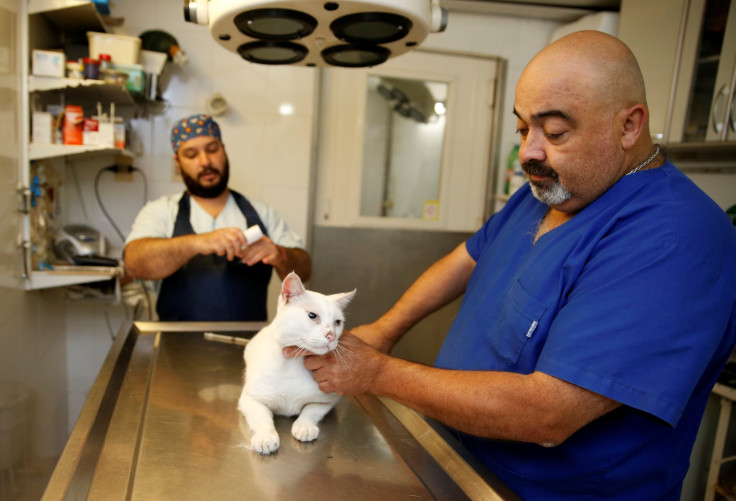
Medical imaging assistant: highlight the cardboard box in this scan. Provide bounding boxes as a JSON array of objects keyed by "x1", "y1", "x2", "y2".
[
  {"x1": 98, "y1": 120, "x2": 114, "y2": 147},
  {"x1": 63, "y1": 105, "x2": 83, "y2": 145},
  {"x1": 83, "y1": 118, "x2": 99, "y2": 145},
  {"x1": 32, "y1": 112, "x2": 53, "y2": 144},
  {"x1": 32, "y1": 50, "x2": 65, "y2": 77}
]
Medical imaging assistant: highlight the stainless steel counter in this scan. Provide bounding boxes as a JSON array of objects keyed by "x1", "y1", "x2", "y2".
[{"x1": 42, "y1": 322, "x2": 517, "y2": 500}]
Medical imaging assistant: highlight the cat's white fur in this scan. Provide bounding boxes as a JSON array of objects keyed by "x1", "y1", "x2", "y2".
[{"x1": 237, "y1": 272, "x2": 356, "y2": 454}]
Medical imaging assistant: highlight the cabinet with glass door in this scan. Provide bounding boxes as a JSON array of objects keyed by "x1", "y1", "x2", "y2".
[{"x1": 620, "y1": 0, "x2": 736, "y2": 146}]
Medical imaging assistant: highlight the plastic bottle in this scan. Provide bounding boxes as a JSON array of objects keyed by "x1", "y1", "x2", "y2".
[
  {"x1": 66, "y1": 60, "x2": 83, "y2": 79},
  {"x1": 505, "y1": 144, "x2": 520, "y2": 195},
  {"x1": 244, "y1": 225, "x2": 263, "y2": 245},
  {"x1": 509, "y1": 171, "x2": 527, "y2": 195},
  {"x1": 98, "y1": 53, "x2": 111, "y2": 71},
  {"x1": 508, "y1": 145, "x2": 527, "y2": 196},
  {"x1": 82, "y1": 57, "x2": 99, "y2": 79},
  {"x1": 98, "y1": 53, "x2": 112, "y2": 81}
]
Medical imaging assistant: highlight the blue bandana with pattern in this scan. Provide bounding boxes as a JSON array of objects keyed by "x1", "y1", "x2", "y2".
[{"x1": 171, "y1": 114, "x2": 222, "y2": 153}]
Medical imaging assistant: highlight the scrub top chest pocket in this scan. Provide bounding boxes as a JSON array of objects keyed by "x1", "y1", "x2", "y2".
[{"x1": 487, "y1": 279, "x2": 548, "y2": 367}]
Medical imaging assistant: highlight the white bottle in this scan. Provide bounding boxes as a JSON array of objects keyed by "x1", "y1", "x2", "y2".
[
  {"x1": 508, "y1": 173, "x2": 526, "y2": 195},
  {"x1": 243, "y1": 225, "x2": 263, "y2": 245}
]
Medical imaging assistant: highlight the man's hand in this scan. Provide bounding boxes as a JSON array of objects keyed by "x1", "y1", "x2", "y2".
[
  {"x1": 241, "y1": 237, "x2": 311, "y2": 281},
  {"x1": 239, "y1": 235, "x2": 281, "y2": 267},
  {"x1": 282, "y1": 332, "x2": 387, "y2": 395},
  {"x1": 197, "y1": 227, "x2": 250, "y2": 261},
  {"x1": 351, "y1": 323, "x2": 396, "y2": 353}
]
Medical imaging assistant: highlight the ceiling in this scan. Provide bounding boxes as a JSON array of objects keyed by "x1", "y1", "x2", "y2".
[
  {"x1": 472, "y1": 0, "x2": 618, "y2": 7},
  {"x1": 440, "y1": 0, "x2": 621, "y2": 22}
]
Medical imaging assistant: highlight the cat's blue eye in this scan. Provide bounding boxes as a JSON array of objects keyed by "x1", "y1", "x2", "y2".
[{"x1": 307, "y1": 312, "x2": 318, "y2": 320}]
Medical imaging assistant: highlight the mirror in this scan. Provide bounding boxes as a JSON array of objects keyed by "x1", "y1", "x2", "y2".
[{"x1": 360, "y1": 75, "x2": 448, "y2": 220}]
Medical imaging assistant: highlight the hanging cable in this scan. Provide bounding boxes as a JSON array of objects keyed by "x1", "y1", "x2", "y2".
[{"x1": 94, "y1": 165, "x2": 148, "y2": 245}]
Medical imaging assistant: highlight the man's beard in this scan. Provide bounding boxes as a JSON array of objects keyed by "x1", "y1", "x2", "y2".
[
  {"x1": 182, "y1": 158, "x2": 230, "y2": 198},
  {"x1": 523, "y1": 160, "x2": 572, "y2": 206}
]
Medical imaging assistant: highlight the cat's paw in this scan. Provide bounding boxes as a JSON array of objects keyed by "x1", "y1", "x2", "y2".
[
  {"x1": 291, "y1": 419, "x2": 320, "y2": 442},
  {"x1": 251, "y1": 431, "x2": 280, "y2": 454}
]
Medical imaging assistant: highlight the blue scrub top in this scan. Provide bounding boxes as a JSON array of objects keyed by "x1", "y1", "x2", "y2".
[{"x1": 435, "y1": 161, "x2": 736, "y2": 500}]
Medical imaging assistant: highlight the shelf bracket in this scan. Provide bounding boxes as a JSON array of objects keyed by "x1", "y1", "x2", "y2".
[
  {"x1": 17, "y1": 185, "x2": 31, "y2": 214},
  {"x1": 20, "y1": 239, "x2": 31, "y2": 280}
]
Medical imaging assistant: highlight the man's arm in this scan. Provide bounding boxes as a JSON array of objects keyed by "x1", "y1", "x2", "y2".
[
  {"x1": 124, "y1": 227, "x2": 251, "y2": 280},
  {"x1": 298, "y1": 334, "x2": 620, "y2": 446},
  {"x1": 278, "y1": 247, "x2": 311, "y2": 281},
  {"x1": 353, "y1": 242, "x2": 476, "y2": 353},
  {"x1": 284, "y1": 242, "x2": 620, "y2": 445}
]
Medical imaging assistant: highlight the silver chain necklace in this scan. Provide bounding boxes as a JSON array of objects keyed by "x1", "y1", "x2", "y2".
[{"x1": 626, "y1": 144, "x2": 660, "y2": 176}]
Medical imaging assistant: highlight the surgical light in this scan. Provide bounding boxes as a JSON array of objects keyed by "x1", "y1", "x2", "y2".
[
  {"x1": 238, "y1": 40, "x2": 309, "y2": 64},
  {"x1": 234, "y1": 8, "x2": 317, "y2": 39},
  {"x1": 183, "y1": 0, "x2": 448, "y2": 67}
]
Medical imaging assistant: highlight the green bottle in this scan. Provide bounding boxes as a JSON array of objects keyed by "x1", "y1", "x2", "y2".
[{"x1": 139, "y1": 30, "x2": 188, "y2": 66}]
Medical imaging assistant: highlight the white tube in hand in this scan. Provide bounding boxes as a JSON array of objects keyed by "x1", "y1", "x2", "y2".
[{"x1": 243, "y1": 225, "x2": 264, "y2": 245}]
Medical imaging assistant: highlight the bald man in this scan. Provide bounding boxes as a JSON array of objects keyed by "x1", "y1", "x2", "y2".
[{"x1": 284, "y1": 31, "x2": 736, "y2": 499}]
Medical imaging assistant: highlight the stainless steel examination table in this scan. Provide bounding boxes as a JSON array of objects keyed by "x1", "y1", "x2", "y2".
[{"x1": 42, "y1": 322, "x2": 518, "y2": 500}]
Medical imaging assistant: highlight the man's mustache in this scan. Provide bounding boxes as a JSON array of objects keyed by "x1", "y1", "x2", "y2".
[
  {"x1": 522, "y1": 160, "x2": 558, "y2": 180},
  {"x1": 198, "y1": 167, "x2": 220, "y2": 179}
]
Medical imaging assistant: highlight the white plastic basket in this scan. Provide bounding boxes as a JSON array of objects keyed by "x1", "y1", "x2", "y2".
[{"x1": 87, "y1": 31, "x2": 141, "y2": 65}]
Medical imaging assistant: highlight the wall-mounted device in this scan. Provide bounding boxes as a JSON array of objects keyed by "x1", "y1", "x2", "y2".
[
  {"x1": 54, "y1": 224, "x2": 118, "y2": 266},
  {"x1": 183, "y1": 0, "x2": 448, "y2": 67}
]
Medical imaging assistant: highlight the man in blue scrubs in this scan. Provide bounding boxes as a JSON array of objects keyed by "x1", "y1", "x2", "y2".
[
  {"x1": 288, "y1": 31, "x2": 736, "y2": 499},
  {"x1": 124, "y1": 114, "x2": 311, "y2": 321}
]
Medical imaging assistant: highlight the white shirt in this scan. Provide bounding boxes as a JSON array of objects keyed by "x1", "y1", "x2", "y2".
[{"x1": 124, "y1": 191, "x2": 305, "y2": 249}]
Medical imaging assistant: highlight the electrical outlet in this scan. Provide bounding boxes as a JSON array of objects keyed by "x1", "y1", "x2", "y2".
[
  {"x1": 114, "y1": 171, "x2": 134, "y2": 182},
  {"x1": 113, "y1": 154, "x2": 134, "y2": 181}
]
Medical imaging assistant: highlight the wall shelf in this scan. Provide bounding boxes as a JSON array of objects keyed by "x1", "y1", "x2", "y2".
[
  {"x1": 29, "y1": 143, "x2": 132, "y2": 161},
  {"x1": 28, "y1": 0, "x2": 108, "y2": 33},
  {"x1": 26, "y1": 265, "x2": 121, "y2": 290},
  {"x1": 664, "y1": 141, "x2": 736, "y2": 173},
  {"x1": 29, "y1": 76, "x2": 135, "y2": 105}
]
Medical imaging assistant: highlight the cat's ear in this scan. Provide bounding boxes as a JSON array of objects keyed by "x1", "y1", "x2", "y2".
[
  {"x1": 281, "y1": 271, "x2": 306, "y2": 303},
  {"x1": 330, "y1": 289, "x2": 356, "y2": 311}
]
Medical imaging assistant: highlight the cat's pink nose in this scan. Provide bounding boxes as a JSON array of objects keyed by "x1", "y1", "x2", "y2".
[{"x1": 325, "y1": 332, "x2": 335, "y2": 342}]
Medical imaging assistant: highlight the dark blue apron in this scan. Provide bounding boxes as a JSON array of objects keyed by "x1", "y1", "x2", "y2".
[{"x1": 156, "y1": 191, "x2": 272, "y2": 321}]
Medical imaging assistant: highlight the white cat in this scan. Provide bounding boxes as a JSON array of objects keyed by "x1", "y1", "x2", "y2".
[{"x1": 237, "y1": 271, "x2": 356, "y2": 455}]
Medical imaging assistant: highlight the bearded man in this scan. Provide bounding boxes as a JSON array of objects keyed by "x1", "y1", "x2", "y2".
[{"x1": 124, "y1": 114, "x2": 310, "y2": 321}]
